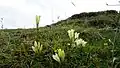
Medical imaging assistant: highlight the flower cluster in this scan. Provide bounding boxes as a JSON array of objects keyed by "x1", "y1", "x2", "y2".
[
  {"x1": 75, "y1": 38, "x2": 87, "y2": 47},
  {"x1": 52, "y1": 49, "x2": 65, "y2": 63},
  {"x1": 67, "y1": 29, "x2": 87, "y2": 47},
  {"x1": 32, "y1": 41, "x2": 43, "y2": 54}
]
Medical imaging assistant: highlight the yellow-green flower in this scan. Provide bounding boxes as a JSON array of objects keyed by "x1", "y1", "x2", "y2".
[
  {"x1": 32, "y1": 41, "x2": 43, "y2": 54},
  {"x1": 36, "y1": 15, "x2": 40, "y2": 24},
  {"x1": 52, "y1": 49, "x2": 65, "y2": 63},
  {"x1": 58, "y1": 49, "x2": 65, "y2": 61}
]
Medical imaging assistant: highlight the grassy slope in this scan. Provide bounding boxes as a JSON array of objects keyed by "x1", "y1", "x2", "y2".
[
  {"x1": 1, "y1": 10, "x2": 120, "y2": 48},
  {"x1": 0, "y1": 10, "x2": 120, "y2": 67}
]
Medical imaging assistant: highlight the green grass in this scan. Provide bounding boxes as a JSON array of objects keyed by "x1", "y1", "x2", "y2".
[{"x1": 0, "y1": 10, "x2": 120, "y2": 68}]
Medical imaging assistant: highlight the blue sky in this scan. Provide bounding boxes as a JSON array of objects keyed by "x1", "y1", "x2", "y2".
[{"x1": 0, "y1": 0, "x2": 120, "y2": 29}]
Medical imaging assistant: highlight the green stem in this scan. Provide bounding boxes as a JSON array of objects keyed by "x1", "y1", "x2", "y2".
[
  {"x1": 111, "y1": 28, "x2": 117, "y2": 68},
  {"x1": 36, "y1": 23, "x2": 39, "y2": 43}
]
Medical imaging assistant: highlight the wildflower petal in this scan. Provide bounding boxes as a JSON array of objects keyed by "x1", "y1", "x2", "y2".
[
  {"x1": 52, "y1": 53, "x2": 60, "y2": 63},
  {"x1": 75, "y1": 32, "x2": 80, "y2": 39}
]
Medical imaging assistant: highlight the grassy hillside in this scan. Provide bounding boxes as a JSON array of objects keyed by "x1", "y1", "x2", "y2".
[{"x1": 0, "y1": 10, "x2": 120, "y2": 68}]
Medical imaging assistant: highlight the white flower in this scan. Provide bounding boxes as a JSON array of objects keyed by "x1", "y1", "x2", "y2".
[
  {"x1": 75, "y1": 38, "x2": 83, "y2": 45},
  {"x1": 52, "y1": 53, "x2": 60, "y2": 63},
  {"x1": 113, "y1": 57, "x2": 118, "y2": 63},
  {"x1": 108, "y1": 39, "x2": 112, "y2": 43},
  {"x1": 67, "y1": 29, "x2": 75, "y2": 39},
  {"x1": 32, "y1": 46, "x2": 36, "y2": 52},
  {"x1": 67, "y1": 43, "x2": 70, "y2": 45},
  {"x1": 82, "y1": 41, "x2": 87, "y2": 47},
  {"x1": 75, "y1": 32, "x2": 80, "y2": 39},
  {"x1": 34, "y1": 41, "x2": 37, "y2": 47},
  {"x1": 75, "y1": 38, "x2": 87, "y2": 47},
  {"x1": 104, "y1": 43, "x2": 108, "y2": 45}
]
